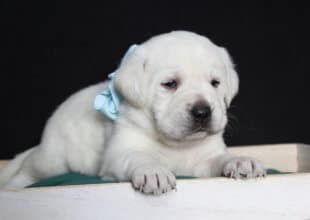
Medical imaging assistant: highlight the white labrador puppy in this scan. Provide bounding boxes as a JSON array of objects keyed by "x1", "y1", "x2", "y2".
[{"x1": 0, "y1": 31, "x2": 265, "y2": 194}]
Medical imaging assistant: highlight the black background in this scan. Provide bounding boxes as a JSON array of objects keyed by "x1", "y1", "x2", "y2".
[{"x1": 2, "y1": 1, "x2": 310, "y2": 158}]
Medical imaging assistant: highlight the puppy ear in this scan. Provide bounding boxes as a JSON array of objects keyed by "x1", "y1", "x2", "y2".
[
  {"x1": 219, "y1": 47, "x2": 239, "y2": 108},
  {"x1": 114, "y1": 45, "x2": 148, "y2": 108}
]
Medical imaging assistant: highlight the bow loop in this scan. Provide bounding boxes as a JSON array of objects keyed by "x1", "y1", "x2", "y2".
[{"x1": 94, "y1": 44, "x2": 138, "y2": 120}]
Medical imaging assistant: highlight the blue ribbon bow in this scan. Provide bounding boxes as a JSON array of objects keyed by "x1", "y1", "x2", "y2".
[{"x1": 94, "y1": 44, "x2": 138, "y2": 120}]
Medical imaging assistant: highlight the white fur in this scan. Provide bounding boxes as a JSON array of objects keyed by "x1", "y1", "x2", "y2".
[{"x1": 0, "y1": 31, "x2": 265, "y2": 194}]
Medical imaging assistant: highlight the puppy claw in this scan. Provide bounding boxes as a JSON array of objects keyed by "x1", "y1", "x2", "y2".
[
  {"x1": 131, "y1": 167, "x2": 176, "y2": 195},
  {"x1": 223, "y1": 157, "x2": 266, "y2": 179}
]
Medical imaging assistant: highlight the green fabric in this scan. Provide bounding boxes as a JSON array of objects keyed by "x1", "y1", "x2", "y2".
[
  {"x1": 27, "y1": 169, "x2": 290, "y2": 188},
  {"x1": 28, "y1": 173, "x2": 115, "y2": 188},
  {"x1": 28, "y1": 174, "x2": 196, "y2": 188},
  {"x1": 266, "y1": 168, "x2": 291, "y2": 175}
]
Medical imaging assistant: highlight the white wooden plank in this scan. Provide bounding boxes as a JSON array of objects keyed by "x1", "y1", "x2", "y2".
[
  {"x1": 296, "y1": 143, "x2": 310, "y2": 172},
  {"x1": 0, "y1": 174, "x2": 310, "y2": 220},
  {"x1": 227, "y1": 143, "x2": 300, "y2": 172},
  {"x1": 1, "y1": 144, "x2": 310, "y2": 219},
  {"x1": 2, "y1": 143, "x2": 307, "y2": 170}
]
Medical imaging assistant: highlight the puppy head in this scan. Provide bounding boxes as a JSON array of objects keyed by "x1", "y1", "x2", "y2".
[{"x1": 115, "y1": 31, "x2": 239, "y2": 142}]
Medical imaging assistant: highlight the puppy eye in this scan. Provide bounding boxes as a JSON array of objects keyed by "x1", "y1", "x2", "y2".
[
  {"x1": 211, "y1": 79, "x2": 220, "y2": 88},
  {"x1": 161, "y1": 80, "x2": 178, "y2": 90}
]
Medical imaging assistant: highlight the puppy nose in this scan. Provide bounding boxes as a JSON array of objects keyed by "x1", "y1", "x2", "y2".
[{"x1": 191, "y1": 104, "x2": 212, "y2": 120}]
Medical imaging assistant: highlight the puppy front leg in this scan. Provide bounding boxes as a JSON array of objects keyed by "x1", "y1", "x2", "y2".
[
  {"x1": 194, "y1": 153, "x2": 266, "y2": 179},
  {"x1": 101, "y1": 152, "x2": 176, "y2": 195}
]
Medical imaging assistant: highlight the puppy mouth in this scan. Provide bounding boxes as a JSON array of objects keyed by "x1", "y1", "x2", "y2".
[
  {"x1": 158, "y1": 123, "x2": 219, "y2": 144},
  {"x1": 178, "y1": 121, "x2": 213, "y2": 140},
  {"x1": 191, "y1": 118, "x2": 211, "y2": 133},
  {"x1": 192, "y1": 125, "x2": 207, "y2": 133},
  {"x1": 189, "y1": 119, "x2": 221, "y2": 136},
  {"x1": 155, "y1": 116, "x2": 220, "y2": 143}
]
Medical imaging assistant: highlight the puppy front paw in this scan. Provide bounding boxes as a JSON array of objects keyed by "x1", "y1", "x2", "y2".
[
  {"x1": 131, "y1": 166, "x2": 176, "y2": 195},
  {"x1": 222, "y1": 157, "x2": 266, "y2": 179}
]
